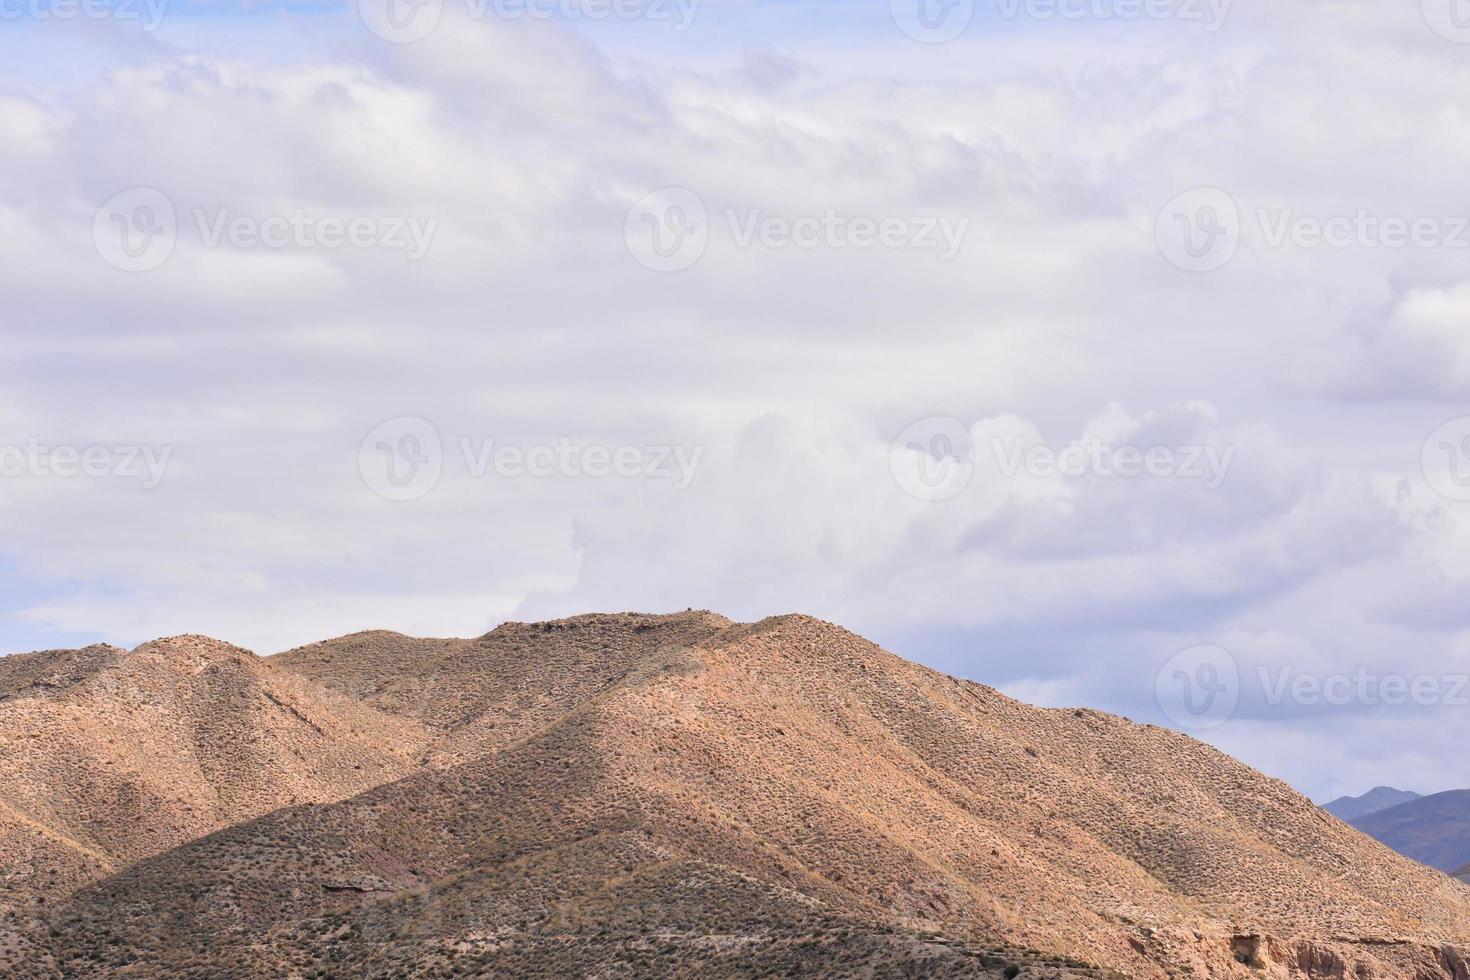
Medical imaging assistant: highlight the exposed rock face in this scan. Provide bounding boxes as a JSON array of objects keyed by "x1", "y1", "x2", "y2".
[{"x1": 2, "y1": 612, "x2": 1469, "y2": 978}]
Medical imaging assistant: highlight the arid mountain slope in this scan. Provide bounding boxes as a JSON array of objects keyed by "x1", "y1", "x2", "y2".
[
  {"x1": 0, "y1": 635, "x2": 428, "y2": 902},
  {"x1": 6, "y1": 613, "x2": 1468, "y2": 979},
  {"x1": 5, "y1": 613, "x2": 1470, "y2": 979},
  {"x1": 271, "y1": 612, "x2": 734, "y2": 765}
]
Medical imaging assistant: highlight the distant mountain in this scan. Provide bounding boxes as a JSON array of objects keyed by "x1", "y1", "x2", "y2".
[
  {"x1": 1325, "y1": 786, "x2": 1422, "y2": 822},
  {"x1": 1351, "y1": 789, "x2": 1470, "y2": 872},
  {"x1": 5, "y1": 613, "x2": 1470, "y2": 978}
]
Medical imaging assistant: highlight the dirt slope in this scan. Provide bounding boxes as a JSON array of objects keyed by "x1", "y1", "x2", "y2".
[
  {"x1": 4, "y1": 613, "x2": 1470, "y2": 978},
  {"x1": 270, "y1": 612, "x2": 735, "y2": 765},
  {"x1": 0, "y1": 635, "x2": 429, "y2": 903}
]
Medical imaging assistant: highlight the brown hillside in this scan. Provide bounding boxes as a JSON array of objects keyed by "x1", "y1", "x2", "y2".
[
  {"x1": 4, "y1": 613, "x2": 1470, "y2": 978},
  {"x1": 0, "y1": 635, "x2": 429, "y2": 903},
  {"x1": 271, "y1": 612, "x2": 735, "y2": 765}
]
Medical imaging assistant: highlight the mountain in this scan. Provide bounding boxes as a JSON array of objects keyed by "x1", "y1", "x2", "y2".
[
  {"x1": 0, "y1": 635, "x2": 429, "y2": 904},
  {"x1": 1324, "y1": 785, "x2": 1422, "y2": 822},
  {"x1": 1351, "y1": 789, "x2": 1470, "y2": 873},
  {"x1": 270, "y1": 613, "x2": 733, "y2": 766},
  {"x1": 5, "y1": 612, "x2": 1470, "y2": 978}
]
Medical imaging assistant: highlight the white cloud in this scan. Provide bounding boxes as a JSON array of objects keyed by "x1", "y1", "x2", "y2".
[
  {"x1": 1301, "y1": 282, "x2": 1470, "y2": 398},
  {"x1": 4, "y1": 1, "x2": 1470, "y2": 795}
]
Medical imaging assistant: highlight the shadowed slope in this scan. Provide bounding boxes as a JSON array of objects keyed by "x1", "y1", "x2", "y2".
[
  {"x1": 15, "y1": 613, "x2": 1470, "y2": 979},
  {"x1": 0, "y1": 635, "x2": 430, "y2": 903},
  {"x1": 271, "y1": 611, "x2": 734, "y2": 765}
]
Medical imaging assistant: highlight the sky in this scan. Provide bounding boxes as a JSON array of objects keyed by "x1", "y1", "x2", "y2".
[{"x1": 4, "y1": 0, "x2": 1470, "y2": 801}]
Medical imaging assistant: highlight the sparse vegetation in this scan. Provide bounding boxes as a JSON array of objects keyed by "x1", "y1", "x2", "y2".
[{"x1": 0, "y1": 612, "x2": 1466, "y2": 978}]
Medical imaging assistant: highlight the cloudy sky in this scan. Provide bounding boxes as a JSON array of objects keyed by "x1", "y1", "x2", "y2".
[{"x1": 4, "y1": 0, "x2": 1470, "y2": 800}]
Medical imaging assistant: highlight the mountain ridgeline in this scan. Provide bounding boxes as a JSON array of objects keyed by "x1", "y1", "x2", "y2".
[
  {"x1": 1324, "y1": 786, "x2": 1422, "y2": 823},
  {"x1": 1, "y1": 612, "x2": 1468, "y2": 978}
]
